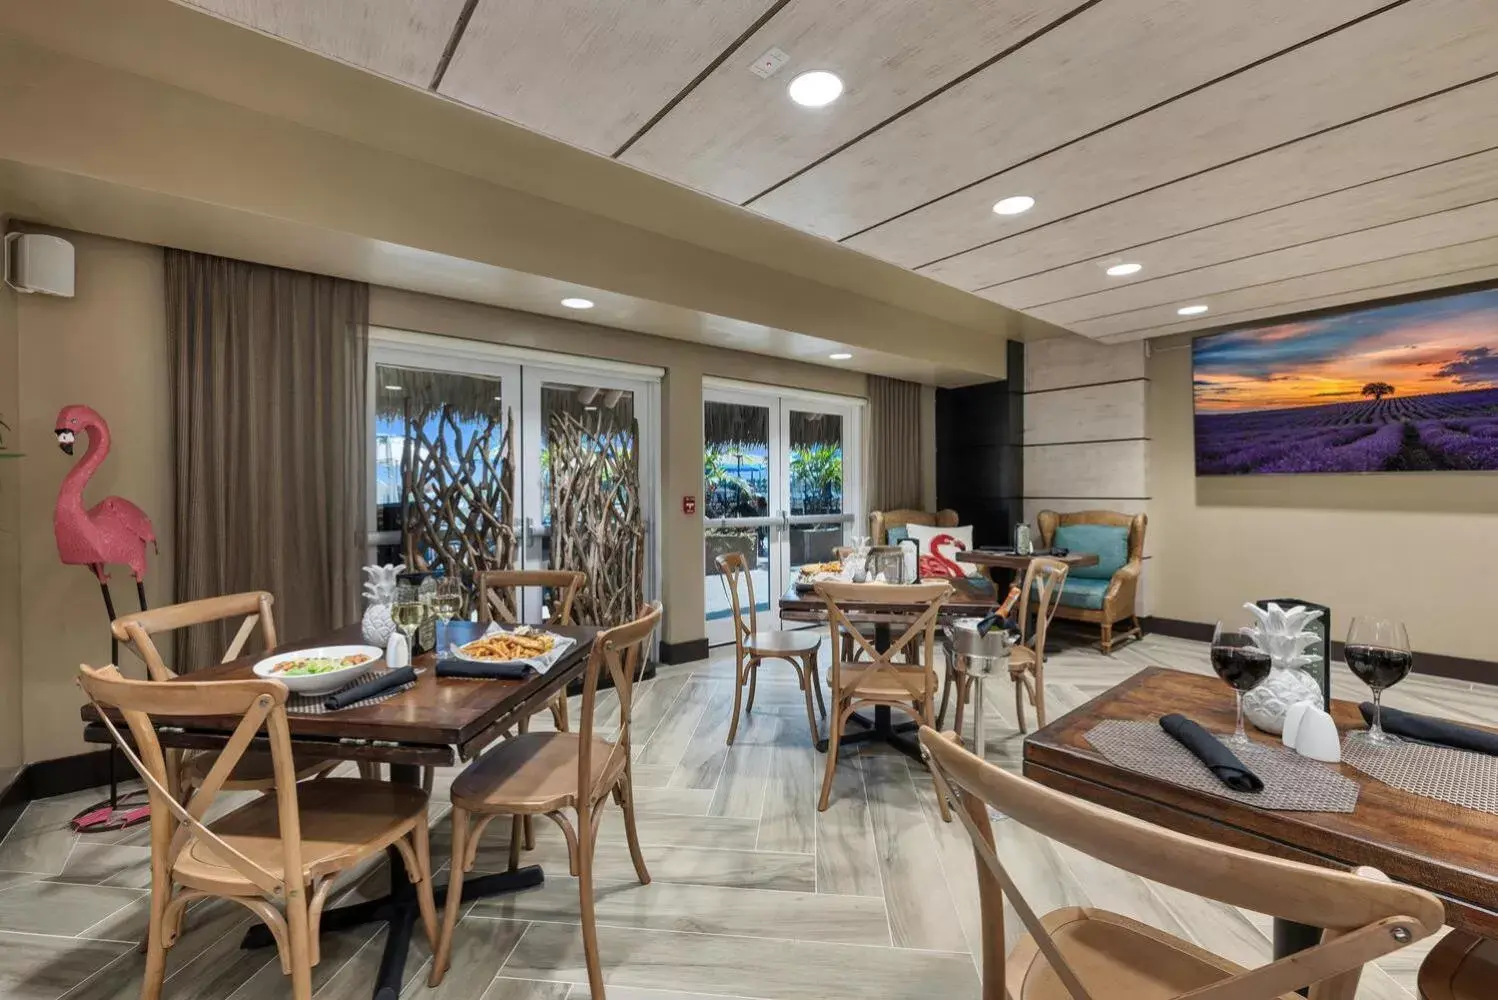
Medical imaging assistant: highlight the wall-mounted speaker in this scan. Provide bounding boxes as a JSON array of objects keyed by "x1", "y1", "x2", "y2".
[{"x1": 3, "y1": 232, "x2": 76, "y2": 297}]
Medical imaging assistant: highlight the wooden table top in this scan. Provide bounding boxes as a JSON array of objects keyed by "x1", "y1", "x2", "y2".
[
  {"x1": 81, "y1": 621, "x2": 597, "y2": 765},
  {"x1": 1023, "y1": 666, "x2": 1498, "y2": 937},
  {"x1": 956, "y1": 549, "x2": 1099, "y2": 570},
  {"x1": 777, "y1": 579, "x2": 1002, "y2": 621}
]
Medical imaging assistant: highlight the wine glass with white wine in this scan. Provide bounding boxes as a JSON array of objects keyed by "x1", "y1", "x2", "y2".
[
  {"x1": 428, "y1": 577, "x2": 465, "y2": 654},
  {"x1": 390, "y1": 583, "x2": 429, "y2": 661}
]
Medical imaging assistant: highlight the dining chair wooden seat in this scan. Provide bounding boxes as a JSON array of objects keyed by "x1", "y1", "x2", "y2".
[
  {"x1": 920, "y1": 726, "x2": 1446, "y2": 1000},
  {"x1": 111, "y1": 592, "x2": 350, "y2": 796},
  {"x1": 816, "y1": 580, "x2": 952, "y2": 816},
  {"x1": 940, "y1": 558, "x2": 1068, "y2": 739},
  {"x1": 431, "y1": 603, "x2": 662, "y2": 1000},
  {"x1": 77, "y1": 664, "x2": 440, "y2": 1000},
  {"x1": 715, "y1": 553, "x2": 825, "y2": 747},
  {"x1": 1418, "y1": 931, "x2": 1498, "y2": 999}
]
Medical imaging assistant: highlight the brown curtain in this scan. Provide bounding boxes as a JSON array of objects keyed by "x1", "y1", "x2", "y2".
[
  {"x1": 868, "y1": 375, "x2": 923, "y2": 511},
  {"x1": 166, "y1": 250, "x2": 368, "y2": 668}
]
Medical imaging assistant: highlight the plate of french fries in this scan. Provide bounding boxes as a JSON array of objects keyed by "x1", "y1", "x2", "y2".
[{"x1": 450, "y1": 624, "x2": 576, "y2": 672}]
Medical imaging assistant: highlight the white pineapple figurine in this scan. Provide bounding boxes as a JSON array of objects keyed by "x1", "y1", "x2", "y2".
[
  {"x1": 1240, "y1": 601, "x2": 1325, "y2": 733},
  {"x1": 361, "y1": 563, "x2": 406, "y2": 646}
]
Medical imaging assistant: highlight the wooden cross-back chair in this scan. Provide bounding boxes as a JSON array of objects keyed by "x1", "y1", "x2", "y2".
[
  {"x1": 475, "y1": 569, "x2": 586, "y2": 733},
  {"x1": 110, "y1": 592, "x2": 348, "y2": 796},
  {"x1": 77, "y1": 665, "x2": 439, "y2": 1000},
  {"x1": 432, "y1": 602, "x2": 662, "y2": 1000},
  {"x1": 918, "y1": 727, "x2": 1445, "y2": 1000},
  {"x1": 939, "y1": 557, "x2": 1070, "y2": 740},
  {"x1": 715, "y1": 551, "x2": 824, "y2": 746},
  {"x1": 815, "y1": 580, "x2": 952, "y2": 816}
]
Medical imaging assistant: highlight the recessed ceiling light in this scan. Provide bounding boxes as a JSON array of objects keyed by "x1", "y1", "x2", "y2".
[
  {"x1": 788, "y1": 71, "x2": 844, "y2": 108},
  {"x1": 829, "y1": 352, "x2": 853, "y2": 360},
  {"x1": 1177, "y1": 304, "x2": 1210, "y2": 316},
  {"x1": 1106, "y1": 262, "x2": 1143, "y2": 277},
  {"x1": 560, "y1": 297, "x2": 594, "y2": 310},
  {"x1": 992, "y1": 195, "x2": 1035, "y2": 216},
  {"x1": 383, "y1": 385, "x2": 403, "y2": 391},
  {"x1": 584, "y1": 405, "x2": 599, "y2": 412}
]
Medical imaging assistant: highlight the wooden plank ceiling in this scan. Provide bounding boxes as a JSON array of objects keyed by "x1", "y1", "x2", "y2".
[{"x1": 183, "y1": 0, "x2": 1498, "y2": 342}]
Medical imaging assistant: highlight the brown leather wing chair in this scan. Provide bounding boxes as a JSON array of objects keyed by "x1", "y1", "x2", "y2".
[
  {"x1": 869, "y1": 508, "x2": 958, "y2": 545},
  {"x1": 1036, "y1": 509, "x2": 1146, "y2": 653}
]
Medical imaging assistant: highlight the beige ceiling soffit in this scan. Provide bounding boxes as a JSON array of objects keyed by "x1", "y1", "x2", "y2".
[{"x1": 0, "y1": 0, "x2": 1024, "y2": 339}]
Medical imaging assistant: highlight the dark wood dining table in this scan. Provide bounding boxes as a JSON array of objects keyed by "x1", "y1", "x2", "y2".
[
  {"x1": 1024, "y1": 666, "x2": 1498, "y2": 965},
  {"x1": 80, "y1": 620, "x2": 596, "y2": 1000},
  {"x1": 779, "y1": 577, "x2": 1003, "y2": 760}
]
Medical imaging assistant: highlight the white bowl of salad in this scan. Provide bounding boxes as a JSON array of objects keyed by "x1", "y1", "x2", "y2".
[{"x1": 252, "y1": 645, "x2": 384, "y2": 695}]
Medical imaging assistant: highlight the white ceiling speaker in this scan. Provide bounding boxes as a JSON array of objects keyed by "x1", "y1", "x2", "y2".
[{"x1": 4, "y1": 233, "x2": 75, "y2": 297}]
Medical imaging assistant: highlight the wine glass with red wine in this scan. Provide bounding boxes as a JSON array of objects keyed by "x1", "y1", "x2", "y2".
[
  {"x1": 1345, "y1": 617, "x2": 1413, "y2": 748},
  {"x1": 1210, "y1": 622, "x2": 1273, "y2": 746}
]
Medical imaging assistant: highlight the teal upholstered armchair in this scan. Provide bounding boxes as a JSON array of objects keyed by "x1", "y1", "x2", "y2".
[{"x1": 1036, "y1": 509, "x2": 1146, "y2": 653}]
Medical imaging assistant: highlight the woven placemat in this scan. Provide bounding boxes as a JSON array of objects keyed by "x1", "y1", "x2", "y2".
[
  {"x1": 287, "y1": 671, "x2": 417, "y2": 715},
  {"x1": 1085, "y1": 720, "x2": 1360, "y2": 812},
  {"x1": 1343, "y1": 737, "x2": 1498, "y2": 816}
]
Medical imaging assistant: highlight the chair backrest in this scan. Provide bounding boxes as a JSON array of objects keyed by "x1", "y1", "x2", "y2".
[
  {"x1": 112, "y1": 592, "x2": 278, "y2": 681},
  {"x1": 1037, "y1": 509, "x2": 1146, "y2": 565},
  {"x1": 1018, "y1": 557, "x2": 1069, "y2": 652},
  {"x1": 817, "y1": 581, "x2": 951, "y2": 704},
  {"x1": 713, "y1": 552, "x2": 757, "y2": 649},
  {"x1": 475, "y1": 569, "x2": 586, "y2": 626},
  {"x1": 575, "y1": 602, "x2": 662, "y2": 807},
  {"x1": 77, "y1": 664, "x2": 306, "y2": 900},
  {"x1": 870, "y1": 508, "x2": 958, "y2": 545},
  {"x1": 918, "y1": 727, "x2": 1444, "y2": 1000}
]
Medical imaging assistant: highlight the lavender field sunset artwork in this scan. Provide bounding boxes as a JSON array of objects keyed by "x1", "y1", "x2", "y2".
[{"x1": 1194, "y1": 287, "x2": 1498, "y2": 474}]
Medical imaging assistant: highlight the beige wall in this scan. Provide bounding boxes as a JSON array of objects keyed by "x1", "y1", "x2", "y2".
[
  {"x1": 371, "y1": 287, "x2": 870, "y2": 647},
  {"x1": 0, "y1": 206, "x2": 23, "y2": 771},
  {"x1": 1149, "y1": 335, "x2": 1498, "y2": 662},
  {"x1": 15, "y1": 231, "x2": 172, "y2": 763}
]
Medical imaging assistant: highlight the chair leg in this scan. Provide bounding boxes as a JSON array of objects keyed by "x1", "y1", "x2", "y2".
[
  {"x1": 430, "y1": 806, "x2": 469, "y2": 987},
  {"x1": 409, "y1": 813, "x2": 441, "y2": 951},
  {"x1": 356, "y1": 762, "x2": 380, "y2": 780},
  {"x1": 1033, "y1": 666, "x2": 1048, "y2": 729},
  {"x1": 577, "y1": 813, "x2": 606, "y2": 1000},
  {"x1": 1100, "y1": 621, "x2": 1114, "y2": 654},
  {"x1": 798, "y1": 655, "x2": 821, "y2": 745},
  {"x1": 508, "y1": 815, "x2": 524, "y2": 873},
  {"x1": 139, "y1": 878, "x2": 171, "y2": 1000},
  {"x1": 550, "y1": 692, "x2": 569, "y2": 732},
  {"x1": 618, "y1": 764, "x2": 650, "y2": 886},
  {"x1": 936, "y1": 664, "x2": 954, "y2": 730},
  {"x1": 1014, "y1": 678, "x2": 1028, "y2": 734},
  {"x1": 745, "y1": 658, "x2": 759, "y2": 715},
  {"x1": 285, "y1": 883, "x2": 315, "y2": 1000},
  {"x1": 818, "y1": 706, "x2": 846, "y2": 812},
  {"x1": 810, "y1": 651, "x2": 827, "y2": 720},
  {"x1": 952, "y1": 676, "x2": 970, "y2": 744},
  {"x1": 726, "y1": 649, "x2": 746, "y2": 746}
]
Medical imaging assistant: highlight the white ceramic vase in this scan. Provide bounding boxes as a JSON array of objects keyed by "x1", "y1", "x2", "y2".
[
  {"x1": 362, "y1": 603, "x2": 396, "y2": 647},
  {"x1": 1240, "y1": 601, "x2": 1325, "y2": 734},
  {"x1": 360, "y1": 562, "x2": 406, "y2": 647},
  {"x1": 1242, "y1": 666, "x2": 1323, "y2": 734}
]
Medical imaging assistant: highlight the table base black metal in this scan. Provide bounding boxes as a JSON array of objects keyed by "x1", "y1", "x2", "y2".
[
  {"x1": 1273, "y1": 918, "x2": 1322, "y2": 997},
  {"x1": 811, "y1": 622, "x2": 925, "y2": 764},
  {"x1": 239, "y1": 764, "x2": 547, "y2": 1000}
]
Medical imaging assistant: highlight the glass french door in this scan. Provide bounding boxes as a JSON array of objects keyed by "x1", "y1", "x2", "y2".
[
  {"x1": 369, "y1": 329, "x2": 659, "y2": 626},
  {"x1": 704, "y1": 382, "x2": 862, "y2": 645}
]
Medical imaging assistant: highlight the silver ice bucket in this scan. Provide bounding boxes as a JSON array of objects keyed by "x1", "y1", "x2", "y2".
[{"x1": 948, "y1": 618, "x2": 1015, "y2": 677}]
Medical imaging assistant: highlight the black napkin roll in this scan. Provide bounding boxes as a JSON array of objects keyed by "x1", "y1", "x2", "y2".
[
  {"x1": 1359, "y1": 702, "x2": 1498, "y2": 756},
  {"x1": 323, "y1": 667, "x2": 417, "y2": 711},
  {"x1": 1159, "y1": 714, "x2": 1264, "y2": 793},
  {"x1": 435, "y1": 658, "x2": 532, "y2": 681}
]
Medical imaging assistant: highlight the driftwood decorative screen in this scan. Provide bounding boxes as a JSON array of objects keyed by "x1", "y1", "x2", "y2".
[
  {"x1": 548, "y1": 406, "x2": 644, "y2": 627},
  {"x1": 400, "y1": 401, "x2": 517, "y2": 595}
]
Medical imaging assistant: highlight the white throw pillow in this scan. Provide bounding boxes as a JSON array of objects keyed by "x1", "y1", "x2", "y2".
[{"x1": 903, "y1": 523, "x2": 984, "y2": 578}]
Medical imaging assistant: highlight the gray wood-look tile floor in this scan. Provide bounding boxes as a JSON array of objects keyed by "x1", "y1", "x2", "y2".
[{"x1": 0, "y1": 629, "x2": 1483, "y2": 999}]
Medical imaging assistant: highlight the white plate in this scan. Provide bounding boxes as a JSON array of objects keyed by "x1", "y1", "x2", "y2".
[
  {"x1": 253, "y1": 645, "x2": 384, "y2": 695},
  {"x1": 449, "y1": 625, "x2": 576, "y2": 674}
]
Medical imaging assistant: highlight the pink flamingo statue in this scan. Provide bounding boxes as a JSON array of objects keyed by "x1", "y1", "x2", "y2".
[{"x1": 54, "y1": 403, "x2": 158, "y2": 832}]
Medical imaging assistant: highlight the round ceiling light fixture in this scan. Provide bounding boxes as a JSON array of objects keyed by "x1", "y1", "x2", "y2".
[
  {"x1": 560, "y1": 297, "x2": 595, "y2": 310},
  {"x1": 1106, "y1": 262, "x2": 1143, "y2": 277},
  {"x1": 1177, "y1": 304, "x2": 1210, "y2": 316},
  {"x1": 828, "y1": 352, "x2": 853, "y2": 360},
  {"x1": 992, "y1": 195, "x2": 1035, "y2": 216},
  {"x1": 788, "y1": 71, "x2": 844, "y2": 107}
]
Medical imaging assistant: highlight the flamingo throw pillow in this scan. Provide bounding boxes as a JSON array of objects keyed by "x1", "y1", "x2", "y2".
[{"x1": 904, "y1": 523, "x2": 985, "y2": 580}]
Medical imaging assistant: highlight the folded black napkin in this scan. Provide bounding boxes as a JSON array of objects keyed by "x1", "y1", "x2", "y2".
[
  {"x1": 1359, "y1": 702, "x2": 1498, "y2": 756},
  {"x1": 435, "y1": 658, "x2": 532, "y2": 680},
  {"x1": 323, "y1": 667, "x2": 416, "y2": 711},
  {"x1": 1160, "y1": 714, "x2": 1264, "y2": 792}
]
